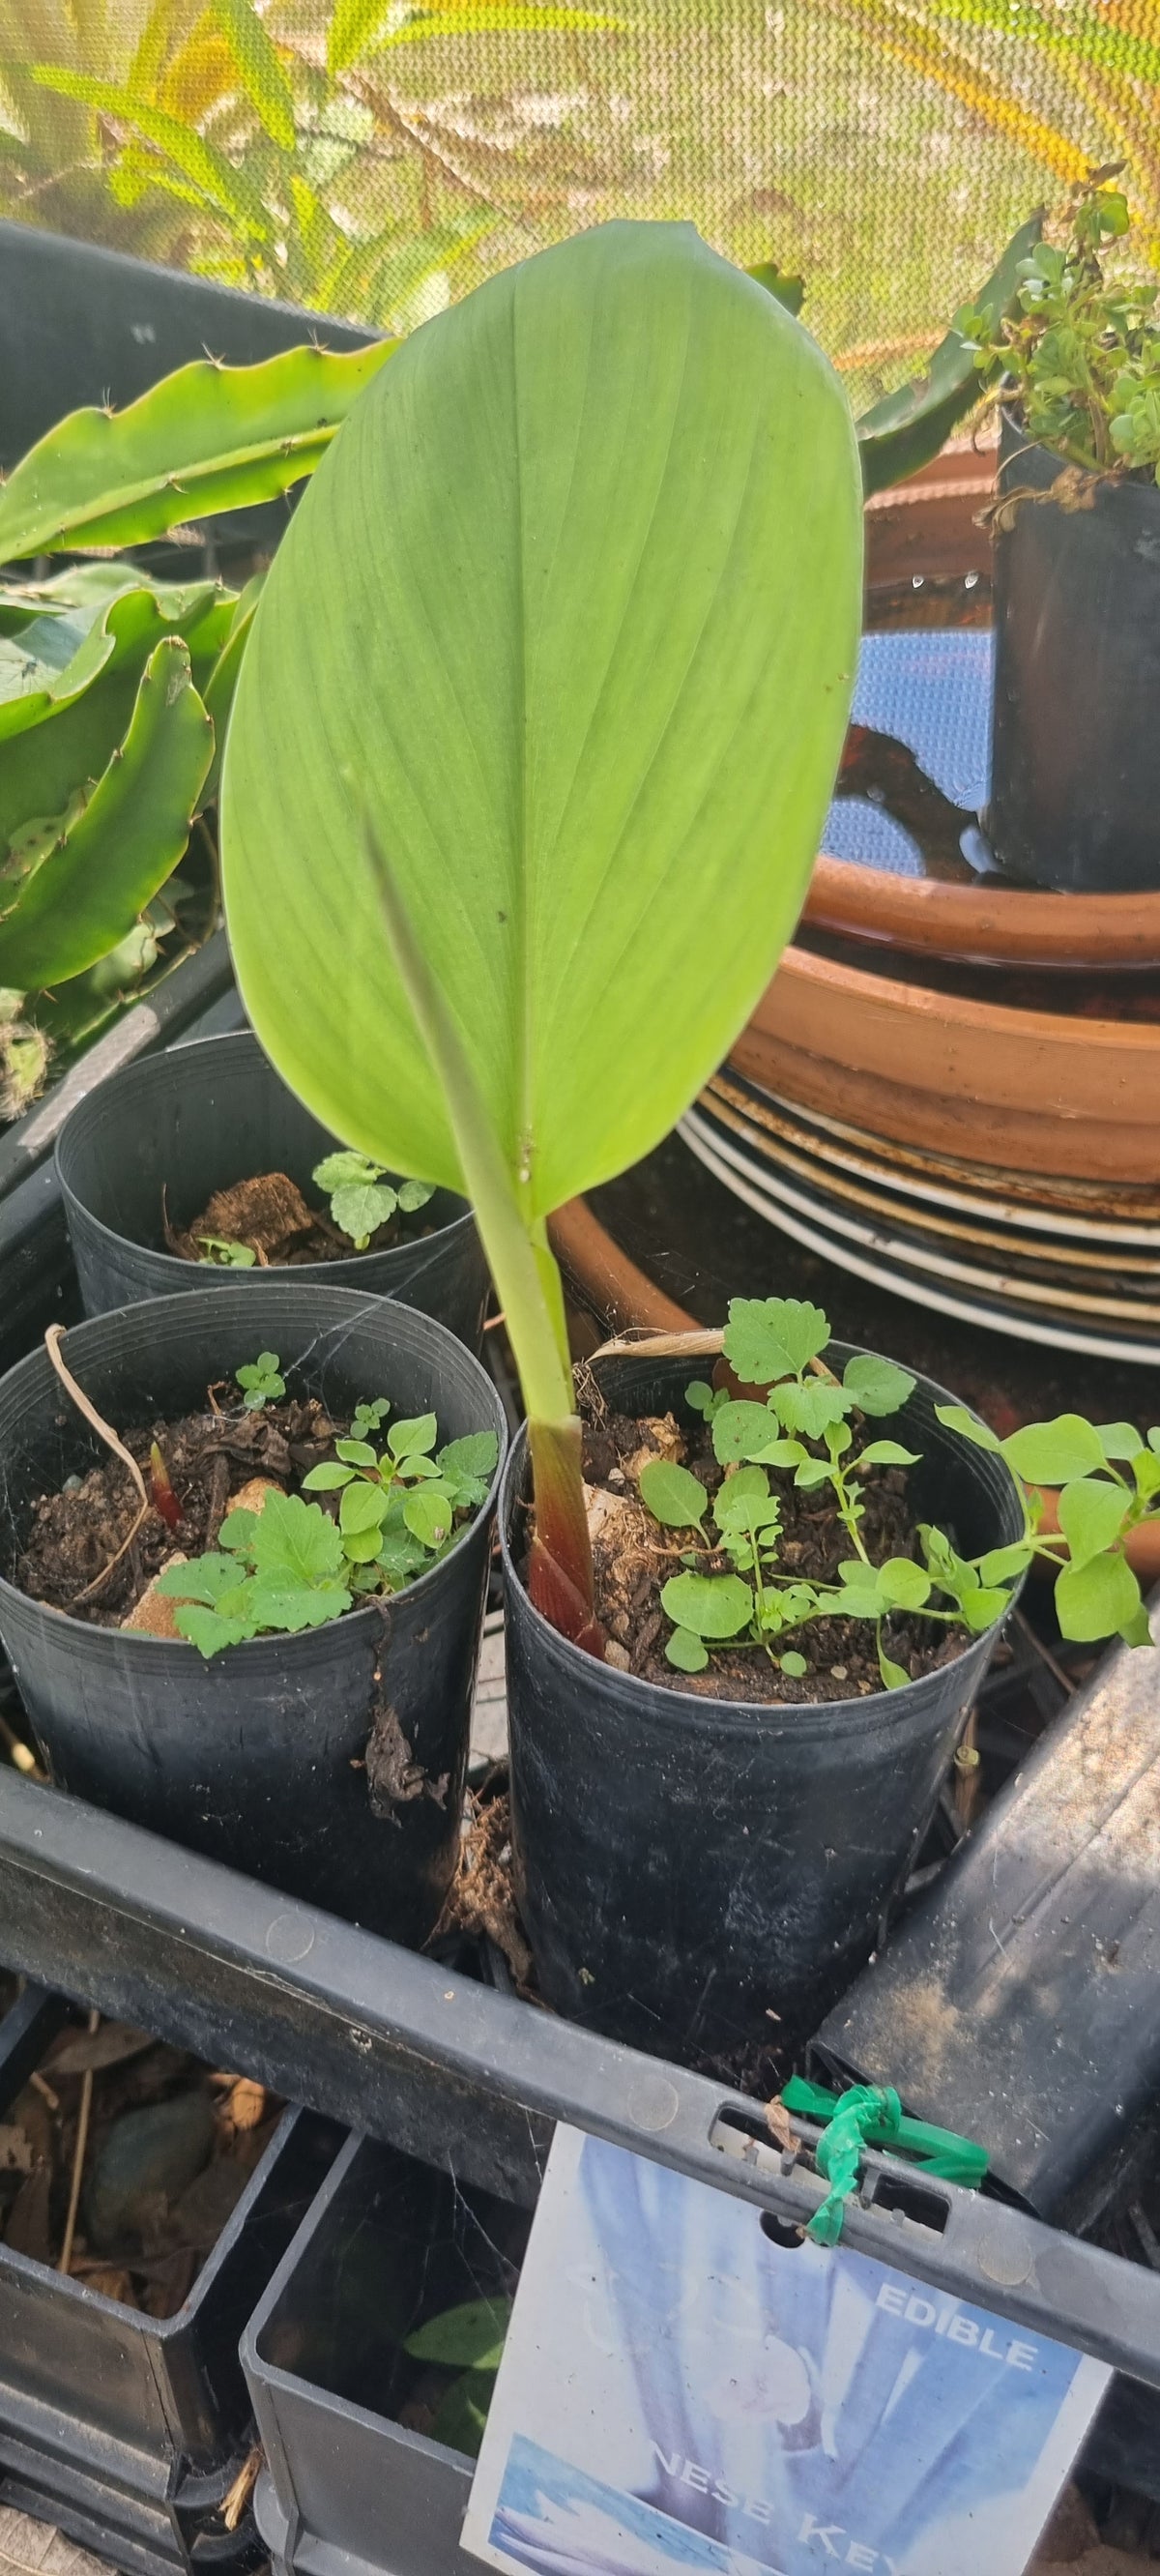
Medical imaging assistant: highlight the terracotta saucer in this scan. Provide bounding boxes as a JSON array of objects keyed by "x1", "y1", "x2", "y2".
[{"x1": 804, "y1": 854, "x2": 1160, "y2": 969}]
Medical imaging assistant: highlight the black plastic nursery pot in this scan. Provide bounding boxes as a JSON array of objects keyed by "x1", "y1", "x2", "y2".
[
  {"x1": 502, "y1": 1339, "x2": 1025, "y2": 2063},
  {"x1": 244, "y1": 2129, "x2": 527, "y2": 2576},
  {"x1": 989, "y1": 415, "x2": 1160, "y2": 893},
  {"x1": 0, "y1": 1283, "x2": 507, "y2": 1947},
  {"x1": 56, "y1": 1030, "x2": 490, "y2": 1353},
  {"x1": 0, "y1": 1981, "x2": 343, "y2": 2576}
]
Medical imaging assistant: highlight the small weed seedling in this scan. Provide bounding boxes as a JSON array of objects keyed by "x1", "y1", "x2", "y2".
[
  {"x1": 196, "y1": 1234, "x2": 257, "y2": 1268},
  {"x1": 235, "y1": 1351, "x2": 285, "y2": 1409},
  {"x1": 402, "y1": 2296, "x2": 511, "y2": 2458},
  {"x1": 312, "y1": 1151, "x2": 434, "y2": 1251},
  {"x1": 155, "y1": 1358, "x2": 498, "y2": 1654},
  {"x1": 639, "y1": 1298, "x2": 1159, "y2": 1688}
]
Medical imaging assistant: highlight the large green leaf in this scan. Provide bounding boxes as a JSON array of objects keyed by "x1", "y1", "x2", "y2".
[
  {"x1": 0, "y1": 637, "x2": 213, "y2": 987},
  {"x1": 0, "y1": 341, "x2": 395, "y2": 560},
  {"x1": 222, "y1": 221, "x2": 861, "y2": 1223}
]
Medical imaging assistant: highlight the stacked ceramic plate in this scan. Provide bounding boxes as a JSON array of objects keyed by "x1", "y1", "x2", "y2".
[{"x1": 681, "y1": 1069, "x2": 1160, "y2": 1366}]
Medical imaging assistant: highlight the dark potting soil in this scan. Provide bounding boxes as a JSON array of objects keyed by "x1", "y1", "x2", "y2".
[
  {"x1": 0, "y1": 2008, "x2": 281, "y2": 2314},
  {"x1": 580, "y1": 1403, "x2": 969, "y2": 1707},
  {"x1": 14, "y1": 1391, "x2": 346, "y2": 1627},
  {"x1": 165, "y1": 1170, "x2": 434, "y2": 1268}
]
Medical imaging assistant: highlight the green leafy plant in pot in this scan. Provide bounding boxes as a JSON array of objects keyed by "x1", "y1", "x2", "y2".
[
  {"x1": 221, "y1": 217, "x2": 1043, "y2": 2049},
  {"x1": 955, "y1": 172, "x2": 1160, "y2": 893}
]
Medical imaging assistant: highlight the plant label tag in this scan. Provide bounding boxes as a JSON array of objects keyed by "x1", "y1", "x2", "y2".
[{"x1": 461, "y1": 2125, "x2": 1110, "y2": 2576}]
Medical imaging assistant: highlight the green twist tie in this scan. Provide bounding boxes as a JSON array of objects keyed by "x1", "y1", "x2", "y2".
[{"x1": 780, "y1": 2076, "x2": 989, "y2": 2249}]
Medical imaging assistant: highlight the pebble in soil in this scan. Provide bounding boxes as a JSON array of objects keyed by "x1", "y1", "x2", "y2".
[{"x1": 579, "y1": 1403, "x2": 968, "y2": 1705}]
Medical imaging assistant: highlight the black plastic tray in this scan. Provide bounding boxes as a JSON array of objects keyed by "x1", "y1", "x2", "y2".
[
  {"x1": 0, "y1": 1979, "x2": 342, "y2": 2576},
  {"x1": 1, "y1": 1769, "x2": 1158, "y2": 2404}
]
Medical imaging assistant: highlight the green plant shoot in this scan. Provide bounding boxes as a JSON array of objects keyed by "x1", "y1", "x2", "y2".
[
  {"x1": 312, "y1": 1150, "x2": 434, "y2": 1249},
  {"x1": 221, "y1": 221, "x2": 862, "y2": 1655}
]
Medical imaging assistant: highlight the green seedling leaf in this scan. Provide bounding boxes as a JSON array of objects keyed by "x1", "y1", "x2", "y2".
[
  {"x1": 218, "y1": 1508, "x2": 259, "y2": 1554},
  {"x1": 1056, "y1": 1549, "x2": 1142, "y2": 1643},
  {"x1": 437, "y1": 1432, "x2": 500, "y2": 1509},
  {"x1": 666, "y1": 1625, "x2": 710, "y2": 1673},
  {"x1": 1002, "y1": 1415, "x2": 1108, "y2": 1485},
  {"x1": 174, "y1": 1603, "x2": 257, "y2": 1656},
  {"x1": 154, "y1": 1553, "x2": 244, "y2": 1604},
  {"x1": 638, "y1": 1458, "x2": 709, "y2": 1527},
  {"x1": 768, "y1": 1378, "x2": 851, "y2": 1441},
  {"x1": 196, "y1": 1236, "x2": 257, "y2": 1268},
  {"x1": 331, "y1": 1181, "x2": 399, "y2": 1246},
  {"x1": 1120, "y1": 1600, "x2": 1154, "y2": 1648},
  {"x1": 877, "y1": 1636, "x2": 910, "y2": 1691},
  {"x1": 712, "y1": 1401, "x2": 779, "y2": 1466},
  {"x1": 404, "y1": 2296, "x2": 512, "y2": 2369},
  {"x1": 302, "y1": 1462, "x2": 357, "y2": 1491},
  {"x1": 661, "y1": 1571, "x2": 754, "y2": 1639},
  {"x1": 779, "y1": 1651, "x2": 808, "y2": 1677},
  {"x1": 1096, "y1": 1421, "x2": 1146, "y2": 1462},
  {"x1": 236, "y1": 1352, "x2": 285, "y2": 1409},
  {"x1": 977, "y1": 1540, "x2": 1035, "y2": 1585},
  {"x1": 842, "y1": 1352, "x2": 915, "y2": 1418},
  {"x1": 856, "y1": 1440, "x2": 920, "y2": 1468},
  {"x1": 403, "y1": 1486, "x2": 454, "y2": 1550},
  {"x1": 335, "y1": 1439, "x2": 379, "y2": 1467},
  {"x1": 339, "y1": 1479, "x2": 391, "y2": 1537},
  {"x1": 343, "y1": 1525, "x2": 390, "y2": 1565},
  {"x1": 313, "y1": 1151, "x2": 382, "y2": 1190},
  {"x1": 352, "y1": 1398, "x2": 392, "y2": 1439},
  {"x1": 715, "y1": 1476, "x2": 780, "y2": 1536},
  {"x1": 0, "y1": 639, "x2": 214, "y2": 990},
  {"x1": 795, "y1": 1460, "x2": 834, "y2": 1492},
  {"x1": 250, "y1": 1488, "x2": 345, "y2": 1586},
  {"x1": 955, "y1": 1585, "x2": 1011, "y2": 1634},
  {"x1": 935, "y1": 1404, "x2": 1002, "y2": 1452},
  {"x1": 388, "y1": 1413, "x2": 439, "y2": 1462},
  {"x1": 376, "y1": 1531, "x2": 433, "y2": 1587},
  {"x1": 221, "y1": 222, "x2": 861, "y2": 1229},
  {"x1": 748, "y1": 1436, "x2": 808, "y2": 1470},
  {"x1": 1132, "y1": 1449, "x2": 1160, "y2": 1508},
  {"x1": 0, "y1": 340, "x2": 397, "y2": 559},
  {"x1": 398, "y1": 1180, "x2": 435, "y2": 1213},
  {"x1": 246, "y1": 1577, "x2": 352, "y2": 1631},
  {"x1": 723, "y1": 1296, "x2": 830, "y2": 1386},
  {"x1": 684, "y1": 1381, "x2": 717, "y2": 1418},
  {"x1": 876, "y1": 1557, "x2": 932, "y2": 1611},
  {"x1": 1057, "y1": 1478, "x2": 1132, "y2": 1569}
]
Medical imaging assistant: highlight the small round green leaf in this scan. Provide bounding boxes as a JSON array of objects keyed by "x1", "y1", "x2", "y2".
[
  {"x1": 403, "y1": 1485, "x2": 455, "y2": 1550},
  {"x1": 842, "y1": 1352, "x2": 915, "y2": 1418},
  {"x1": 660, "y1": 1570, "x2": 754, "y2": 1639},
  {"x1": 339, "y1": 1478, "x2": 391, "y2": 1536},
  {"x1": 665, "y1": 1625, "x2": 710, "y2": 1673},
  {"x1": 397, "y1": 1179, "x2": 435, "y2": 1213},
  {"x1": 779, "y1": 1650, "x2": 807, "y2": 1678},
  {"x1": 1056, "y1": 1549, "x2": 1142, "y2": 1643},
  {"x1": 638, "y1": 1458, "x2": 709, "y2": 1527},
  {"x1": 712, "y1": 1400, "x2": 777, "y2": 1466},
  {"x1": 389, "y1": 1413, "x2": 439, "y2": 1461},
  {"x1": 876, "y1": 1557, "x2": 931, "y2": 1611},
  {"x1": 331, "y1": 1181, "x2": 398, "y2": 1245}
]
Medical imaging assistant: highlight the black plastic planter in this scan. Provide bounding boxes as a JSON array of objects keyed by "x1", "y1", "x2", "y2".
[
  {"x1": 502, "y1": 1339, "x2": 1024, "y2": 2061},
  {"x1": 989, "y1": 415, "x2": 1160, "y2": 892},
  {"x1": 244, "y1": 2130, "x2": 526, "y2": 2576},
  {"x1": 0, "y1": 1982, "x2": 342, "y2": 2576},
  {"x1": 57, "y1": 1031, "x2": 490, "y2": 1354},
  {"x1": 0, "y1": 1284, "x2": 506, "y2": 1947}
]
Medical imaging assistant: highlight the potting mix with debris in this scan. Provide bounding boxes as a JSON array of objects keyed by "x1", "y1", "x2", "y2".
[{"x1": 0, "y1": 84, "x2": 1158, "y2": 2576}]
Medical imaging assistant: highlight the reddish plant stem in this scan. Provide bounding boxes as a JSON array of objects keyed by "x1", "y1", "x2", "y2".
[{"x1": 527, "y1": 1417, "x2": 606, "y2": 1658}]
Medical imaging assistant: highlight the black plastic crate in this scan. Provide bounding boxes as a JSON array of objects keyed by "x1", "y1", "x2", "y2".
[{"x1": 0, "y1": 1979, "x2": 343, "y2": 2576}]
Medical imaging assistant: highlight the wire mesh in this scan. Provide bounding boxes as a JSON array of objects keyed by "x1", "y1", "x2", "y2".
[{"x1": 2, "y1": 2, "x2": 1159, "y2": 409}]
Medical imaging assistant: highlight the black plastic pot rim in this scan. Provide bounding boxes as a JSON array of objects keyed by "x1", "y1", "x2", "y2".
[
  {"x1": 0, "y1": 1288, "x2": 508, "y2": 1660},
  {"x1": 998, "y1": 399, "x2": 1159, "y2": 501},
  {"x1": 55, "y1": 1039, "x2": 479, "y2": 1288},
  {"x1": 500, "y1": 1334, "x2": 1024, "y2": 1740}
]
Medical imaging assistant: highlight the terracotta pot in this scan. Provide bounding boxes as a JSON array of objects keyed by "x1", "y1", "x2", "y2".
[
  {"x1": 804, "y1": 855, "x2": 1160, "y2": 971},
  {"x1": 735, "y1": 944, "x2": 1160, "y2": 1185}
]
